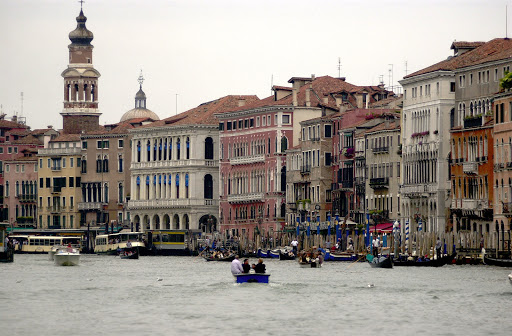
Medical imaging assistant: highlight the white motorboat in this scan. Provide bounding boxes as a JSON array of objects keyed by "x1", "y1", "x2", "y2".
[
  {"x1": 508, "y1": 273, "x2": 512, "y2": 285},
  {"x1": 48, "y1": 245, "x2": 65, "y2": 261},
  {"x1": 54, "y1": 247, "x2": 80, "y2": 266}
]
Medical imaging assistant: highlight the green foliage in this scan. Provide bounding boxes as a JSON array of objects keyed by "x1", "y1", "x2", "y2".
[{"x1": 500, "y1": 71, "x2": 512, "y2": 90}]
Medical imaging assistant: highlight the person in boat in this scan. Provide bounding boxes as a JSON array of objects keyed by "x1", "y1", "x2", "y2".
[
  {"x1": 231, "y1": 255, "x2": 244, "y2": 275},
  {"x1": 291, "y1": 238, "x2": 298, "y2": 255},
  {"x1": 126, "y1": 240, "x2": 132, "y2": 248},
  {"x1": 317, "y1": 251, "x2": 324, "y2": 265},
  {"x1": 348, "y1": 237, "x2": 354, "y2": 251},
  {"x1": 372, "y1": 236, "x2": 380, "y2": 258},
  {"x1": 337, "y1": 238, "x2": 342, "y2": 251},
  {"x1": 435, "y1": 238, "x2": 442, "y2": 259},
  {"x1": 242, "y1": 259, "x2": 251, "y2": 273},
  {"x1": 254, "y1": 258, "x2": 266, "y2": 273}
]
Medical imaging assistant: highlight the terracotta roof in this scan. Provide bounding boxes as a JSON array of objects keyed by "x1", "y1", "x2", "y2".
[
  {"x1": 406, "y1": 38, "x2": 512, "y2": 78},
  {"x1": 451, "y1": 41, "x2": 485, "y2": 50},
  {"x1": 217, "y1": 76, "x2": 362, "y2": 115},
  {"x1": 0, "y1": 119, "x2": 29, "y2": 129},
  {"x1": 12, "y1": 134, "x2": 43, "y2": 145},
  {"x1": 362, "y1": 119, "x2": 401, "y2": 135},
  {"x1": 143, "y1": 95, "x2": 260, "y2": 128},
  {"x1": 51, "y1": 133, "x2": 81, "y2": 142},
  {"x1": 8, "y1": 129, "x2": 31, "y2": 136}
]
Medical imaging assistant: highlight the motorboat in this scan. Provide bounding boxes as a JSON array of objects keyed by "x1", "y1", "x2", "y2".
[
  {"x1": 54, "y1": 247, "x2": 80, "y2": 266},
  {"x1": 234, "y1": 273, "x2": 270, "y2": 283},
  {"x1": 48, "y1": 245, "x2": 65, "y2": 261},
  {"x1": 509, "y1": 273, "x2": 512, "y2": 286}
]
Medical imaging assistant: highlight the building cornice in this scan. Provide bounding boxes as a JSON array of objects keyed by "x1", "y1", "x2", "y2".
[
  {"x1": 399, "y1": 70, "x2": 454, "y2": 86},
  {"x1": 215, "y1": 105, "x2": 294, "y2": 119}
]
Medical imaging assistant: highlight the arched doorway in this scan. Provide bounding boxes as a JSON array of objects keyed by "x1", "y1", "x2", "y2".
[
  {"x1": 183, "y1": 214, "x2": 190, "y2": 230},
  {"x1": 204, "y1": 174, "x2": 213, "y2": 199},
  {"x1": 143, "y1": 215, "x2": 150, "y2": 230},
  {"x1": 173, "y1": 214, "x2": 180, "y2": 229},
  {"x1": 163, "y1": 214, "x2": 170, "y2": 229},
  {"x1": 205, "y1": 137, "x2": 214, "y2": 160},
  {"x1": 153, "y1": 214, "x2": 160, "y2": 230},
  {"x1": 199, "y1": 214, "x2": 217, "y2": 233}
]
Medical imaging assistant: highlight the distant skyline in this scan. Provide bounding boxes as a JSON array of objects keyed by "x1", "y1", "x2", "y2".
[{"x1": 0, "y1": 0, "x2": 510, "y2": 130}]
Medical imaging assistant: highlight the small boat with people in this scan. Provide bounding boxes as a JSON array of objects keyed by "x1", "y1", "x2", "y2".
[
  {"x1": 297, "y1": 250, "x2": 324, "y2": 268},
  {"x1": 119, "y1": 248, "x2": 139, "y2": 259},
  {"x1": 279, "y1": 250, "x2": 296, "y2": 260},
  {"x1": 204, "y1": 250, "x2": 236, "y2": 262},
  {"x1": 367, "y1": 254, "x2": 393, "y2": 268},
  {"x1": 393, "y1": 253, "x2": 456, "y2": 267},
  {"x1": 234, "y1": 273, "x2": 270, "y2": 283},
  {"x1": 54, "y1": 245, "x2": 80, "y2": 266}
]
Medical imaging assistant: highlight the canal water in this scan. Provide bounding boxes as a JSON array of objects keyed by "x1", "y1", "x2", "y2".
[{"x1": 1, "y1": 254, "x2": 511, "y2": 336}]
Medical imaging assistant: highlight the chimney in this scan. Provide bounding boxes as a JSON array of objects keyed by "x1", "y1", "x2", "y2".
[
  {"x1": 292, "y1": 88, "x2": 298, "y2": 107},
  {"x1": 311, "y1": 74, "x2": 316, "y2": 81},
  {"x1": 238, "y1": 98, "x2": 246, "y2": 107},
  {"x1": 305, "y1": 87, "x2": 311, "y2": 107},
  {"x1": 12, "y1": 115, "x2": 17, "y2": 123}
]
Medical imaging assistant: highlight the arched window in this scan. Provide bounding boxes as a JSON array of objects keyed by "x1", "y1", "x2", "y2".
[
  {"x1": 186, "y1": 137, "x2": 190, "y2": 159},
  {"x1": 103, "y1": 155, "x2": 109, "y2": 172},
  {"x1": 176, "y1": 173, "x2": 180, "y2": 198},
  {"x1": 96, "y1": 155, "x2": 102, "y2": 173},
  {"x1": 205, "y1": 137, "x2": 214, "y2": 160},
  {"x1": 169, "y1": 139, "x2": 173, "y2": 160},
  {"x1": 147, "y1": 140, "x2": 151, "y2": 161},
  {"x1": 204, "y1": 174, "x2": 213, "y2": 199},
  {"x1": 104, "y1": 183, "x2": 109, "y2": 203},
  {"x1": 118, "y1": 154, "x2": 123, "y2": 172},
  {"x1": 185, "y1": 173, "x2": 189, "y2": 198},
  {"x1": 281, "y1": 137, "x2": 288, "y2": 152},
  {"x1": 137, "y1": 141, "x2": 141, "y2": 162}
]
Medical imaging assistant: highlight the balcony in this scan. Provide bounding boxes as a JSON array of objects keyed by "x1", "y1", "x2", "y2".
[
  {"x1": 227, "y1": 192, "x2": 265, "y2": 204},
  {"x1": 51, "y1": 186, "x2": 62, "y2": 194},
  {"x1": 51, "y1": 166, "x2": 62, "y2": 171},
  {"x1": 49, "y1": 206, "x2": 62, "y2": 214},
  {"x1": 340, "y1": 180, "x2": 353, "y2": 189},
  {"x1": 300, "y1": 165, "x2": 311, "y2": 175},
  {"x1": 463, "y1": 162, "x2": 478, "y2": 174},
  {"x1": 78, "y1": 202, "x2": 105, "y2": 211},
  {"x1": 18, "y1": 194, "x2": 37, "y2": 202},
  {"x1": 310, "y1": 137, "x2": 321, "y2": 142},
  {"x1": 451, "y1": 198, "x2": 489, "y2": 210},
  {"x1": 131, "y1": 159, "x2": 218, "y2": 170},
  {"x1": 464, "y1": 116, "x2": 482, "y2": 129},
  {"x1": 372, "y1": 147, "x2": 389, "y2": 154},
  {"x1": 230, "y1": 154, "x2": 265, "y2": 165},
  {"x1": 38, "y1": 147, "x2": 82, "y2": 155},
  {"x1": 369, "y1": 177, "x2": 389, "y2": 189},
  {"x1": 128, "y1": 198, "x2": 219, "y2": 209}
]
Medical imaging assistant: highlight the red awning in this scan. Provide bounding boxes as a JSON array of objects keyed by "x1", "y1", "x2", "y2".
[{"x1": 369, "y1": 222, "x2": 394, "y2": 233}]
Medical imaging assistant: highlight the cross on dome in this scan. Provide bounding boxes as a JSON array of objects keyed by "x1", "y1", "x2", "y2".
[{"x1": 138, "y1": 70, "x2": 144, "y2": 89}]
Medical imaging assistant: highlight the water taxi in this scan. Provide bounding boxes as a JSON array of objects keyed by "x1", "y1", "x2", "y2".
[
  {"x1": 94, "y1": 232, "x2": 144, "y2": 255},
  {"x1": 54, "y1": 246, "x2": 80, "y2": 266},
  {"x1": 8, "y1": 235, "x2": 81, "y2": 254}
]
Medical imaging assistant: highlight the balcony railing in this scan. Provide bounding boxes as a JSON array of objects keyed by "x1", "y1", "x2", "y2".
[
  {"x1": 78, "y1": 202, "x2": 105, "y2": 211},
  {"x1": 128, "y1": 198, "x2": 219, "y2": 209},
  {"x1": 227, "y1": 193, "x2": 265, "y2": 203},
  {"x1": 38, "y1": 147, "x2": 82, "y2": 155},
  {"x1": 300, "y1": 165, "x2": 311, "y2": 174},
  {"x1": 51, "y1": 186, "x2": 62, "y2": 194},
  {"x1": 451, "y1": 198, "x2": 489, "y2": 210},
  {"x1": 340, "y1": 180, "x2": 353, "y2": 189},
  {"x1": 369, "y1": 177, "x2": 389, "y2": 189},
  {"x1": 464, "y1": 116, "x2": 483, "y2": 128},
  {"x1": 463, "y1": 161, "x2": 478, "y2": 174},
  {"x1": 372, "y1": 147, "x2": 389, "y2": 154},
  {"x1": 230, "y1": 154, "x2": 265, "y2": 165},
  {"x1": 18, "y1": 194, "x2": 37, "y2": 202},
  {"x1": 131, "y1": 159, "x2": 218, "y2": 170},
  {"x1": 51, "y1": 166, "x2": 62, "y2": 171}
]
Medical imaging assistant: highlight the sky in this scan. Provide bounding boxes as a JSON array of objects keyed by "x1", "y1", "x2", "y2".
[{"x1": 0, "y1": 0, "x2": 510, "y2": 130}]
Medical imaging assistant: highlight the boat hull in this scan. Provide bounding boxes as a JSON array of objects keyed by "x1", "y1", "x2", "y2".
[
  {"x1": 234, "y1": 273, "x2": 270, "y2": 283},
  {"x1": 54, "y1": 253, "x2": 80, "y2": 266},
  {"x1": 279, "y1": 252, "x2": 296, "y2": 260},
  {"x1": 368, "y1": 256, "x2": 393, "y2": 268},
  {"x1": 325, "y1": 251, "x2": 358, "y2": 261},
  {"x1": 484, "y1": 255, "x2": 512, "y2": 267},
  {"x1": 299, "y1": 262, "x2": 321, "y2": 268},
  {"x1": 203, "y1": 254, "x2": 236, "y2": 262},
  {"x1": 394, "y1": 253, "x2": 456, "y2": 267}
]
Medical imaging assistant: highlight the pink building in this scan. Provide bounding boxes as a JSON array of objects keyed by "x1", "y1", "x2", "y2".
[{"x1": 216, "y1": 75, "x2": 372, "y2": 240}]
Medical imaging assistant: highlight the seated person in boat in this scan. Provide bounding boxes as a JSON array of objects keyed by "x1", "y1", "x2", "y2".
[
  {"x1": 254, "y1": 258, "x2": 266, "y2": 273},
  {"x1": 242, "y1": 259, "x2": 251, "y2": 273}
]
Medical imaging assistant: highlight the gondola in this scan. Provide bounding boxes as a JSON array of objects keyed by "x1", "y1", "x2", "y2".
[
  {"x1": 394, "y1": 253, "x2": 456, "y2": 267},
  {"x1": 258, "y1": 249, "x2": 271, "y2": 258},
  {"x1": 268, "y1": 249, "x2": 281, "y2": 259},
  {"x1": 483, "y1": 255, "x2": 512, "y2": 267},
  {"x1": 367, "y1": 254, "x2": 393, "y2": 268},
  {"x1": 120, "y1": 250, "x2": 139, "y2": 259},
  {"x1": 324, "y1": 251, "x2": 358, "y2": 261},
  {"x1": 203, "y1": 253, "x2": 236, "y2": 262},
  {"x1": 279, "y1": 251, "x2": 296, "y2": 260},
  {"x1": 299, "y1": 261, "x2": 321, "y2": 268}
]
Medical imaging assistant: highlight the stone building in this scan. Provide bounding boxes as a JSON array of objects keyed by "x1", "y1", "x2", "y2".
[{"x1": 127, "y1": 95, "x2": 242, "y2": 233}]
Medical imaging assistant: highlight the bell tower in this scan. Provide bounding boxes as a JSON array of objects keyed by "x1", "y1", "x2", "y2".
[{"x1": 60, "y1": 3, "x2": 101, "y2": 134}]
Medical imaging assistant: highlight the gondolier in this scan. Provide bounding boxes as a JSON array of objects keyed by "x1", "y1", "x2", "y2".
[
  {"x1": 291, "y1": 239, "x2": 298, "y2": 254},
  {"x1": 372, "y1": 236, "x2": 380, "y2": 257},
  {"x1": 435, "y1": 238, "x2": 442, "y2": 259}
]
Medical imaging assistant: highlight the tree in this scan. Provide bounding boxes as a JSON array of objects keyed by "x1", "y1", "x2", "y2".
[{"x1": 500, "y1": 71, "x2": 512, "y2": 91}]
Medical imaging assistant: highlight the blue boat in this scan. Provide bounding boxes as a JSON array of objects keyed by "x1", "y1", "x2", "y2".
[
  {"x1": 325, "y1": 251, "x2": 358, "y2": 261},
  {"x1": 268, "y1": 249, "x2": 280, "y2": 259},
  {"x1": 234, "y1": 273, "x2": 270, "y2": 283},
  {"x1": 258, "y1": 249, "x2": 271, "y2": 258}
]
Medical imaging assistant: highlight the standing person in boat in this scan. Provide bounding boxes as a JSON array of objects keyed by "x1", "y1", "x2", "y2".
[
  {"x1": 347, "y1": 237, "x2": 354, "y2": 251},
  {"x1": 254, "y1": 258, "x2": 266, "y2": 273},
  {"x1": 291, "y1": 238, "x2": 299, "y2": 255},
  {"x1": 231, "y1": 255, "x2": 244, "y2": 275},
  {"x1": 126, "y1": 240, "x2": 132, "y2": 248},
  {"x1": 372, "y1": 235, "x2": 380, "y2": 258},
  {"x1": 242, "y1": 259, "x2": 251, "y2": 273},
  {"x1": 435, "y1": 238, "x2": 442, "y2": 259}
]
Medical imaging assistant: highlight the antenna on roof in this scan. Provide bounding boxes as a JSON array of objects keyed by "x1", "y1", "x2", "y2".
[
  {"x1": 337, "y1": 57, "x2": 342, "y2": 78},
  {"x1": 404, "y1": 61, "x2": 408, "y2": 76},
  {"x1": 507, "y1": 4, "x2": 509, "y2": 39},
  {"x1": 388, "y1": 64, "x2": 394, "y2": 91},
  {"x1": 20, "y1": 92, "x2": 24, "y2": 118}
]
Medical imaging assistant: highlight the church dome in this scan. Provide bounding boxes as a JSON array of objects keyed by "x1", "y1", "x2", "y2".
[
  {"x1": 69, "y1": 10, "x2": 94, "y2": 46},
  {"x1": 120, "y1": 107, "x2": 160, "y2": 122},
  {"x1": 120, "y1": 76, "x2": 159, "y2": 122}
]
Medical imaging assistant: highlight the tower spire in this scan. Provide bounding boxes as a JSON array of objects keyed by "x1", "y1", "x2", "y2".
[
  {"x1": 138, "y1": 70, "x2": 144, "y2": 90},
  {"x1": 79, "y1": 0, "x2": 84, "y2": 11}
]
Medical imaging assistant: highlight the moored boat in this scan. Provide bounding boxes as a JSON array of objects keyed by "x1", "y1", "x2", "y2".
[
  {"x1": 394, "y1": 253, "x2": 456, "y2": 267},
  {"x1": 299, "y1": 261, "x2": 321, "y2": 268},
  {"x1": 367, "y1": 255, "x2": 393, "y2": 268},
  {"x1": 325, "y1": 251, "x2": 358, "y2": 261},
  {"x1": 279, "y1": 251, "x2": 296, "y2": 260},
  {"x1": 204, "y1": 253, "x2": 236, "y2": 262},
  {"x1": 54, "y1": 247, "x2": 80, "y2": 266},
  {"x1": 258, "y1": 249, "x2": 271, "y2": 258},
  {"x1": 234, "y1": 273, "x2": 270, "y2": 283},
  {"x1": 268, "y1": 249, "x2": 281, "y2": 259},
  {"x1": 483, "y1": 255, "x2": 512, "y2": 267}
]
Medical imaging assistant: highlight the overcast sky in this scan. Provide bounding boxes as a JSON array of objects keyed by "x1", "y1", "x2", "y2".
[{"x1": 0, "y1": 0, "x2": 510, "y2": 130}]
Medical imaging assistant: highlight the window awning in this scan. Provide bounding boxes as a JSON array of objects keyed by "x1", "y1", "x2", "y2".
[{"x1": 369, "y1": 222, "x2": 394, "y2": 233}]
